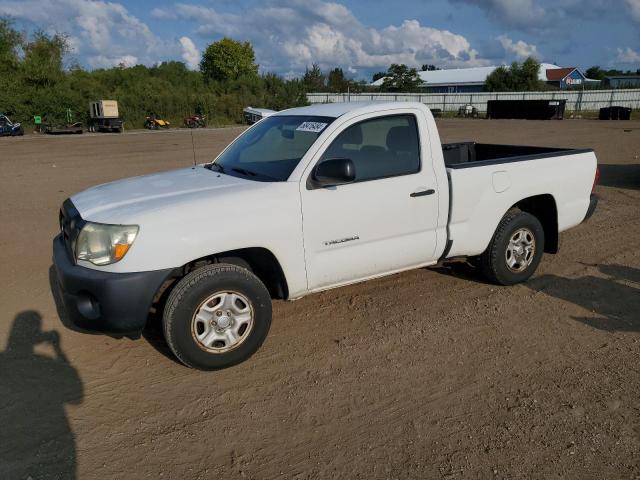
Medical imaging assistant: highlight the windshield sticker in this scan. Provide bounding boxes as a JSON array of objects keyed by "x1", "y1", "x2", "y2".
[{"x1": 296, "y1": 121, "x2": 328, "y2": 133}]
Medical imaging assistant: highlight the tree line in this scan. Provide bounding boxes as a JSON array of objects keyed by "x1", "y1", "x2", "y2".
[
  {"x1": 0, "y1": 20, "x2": 317, "y2": 128},
  {"x1": 0, "y1": 19, "x2": 413, "y2": 129},
  {"x1": 2, "y1": 17, "x2": 637, "y2": 129}
]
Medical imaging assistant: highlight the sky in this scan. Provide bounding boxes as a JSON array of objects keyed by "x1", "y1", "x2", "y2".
[{"x1": 0, "y1": 0, "x2": 639, "y2": 80}]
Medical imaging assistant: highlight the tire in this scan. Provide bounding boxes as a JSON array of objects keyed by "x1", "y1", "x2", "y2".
[
  {"x1": 479, "y1": 211, "x2": 545, "y2": 286},
  {"x1": 163, "y1": 264, "x2": 272, "y2": 370}
]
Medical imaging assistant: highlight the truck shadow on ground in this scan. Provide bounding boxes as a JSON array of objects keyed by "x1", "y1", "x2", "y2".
[
  {"x1": 428, "y1": 260, "x2": 495, "y2": 285},
  {"x1": 0, "y1": 310, "x2": 83, "y2": 479},
  {"x1": 141, "y1": 316, "x2": 180, "y2": 362},
  {"x1": 598, "y1": 164, "x2": 640, "y2": 190},
  {"x1": 527, "y1": 264, "x2": 640, "y2": 333}
]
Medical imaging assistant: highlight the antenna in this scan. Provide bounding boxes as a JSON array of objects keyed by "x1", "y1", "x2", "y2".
[{"x1": 190, "y1": 127, "x2": 197, "y2": 168}]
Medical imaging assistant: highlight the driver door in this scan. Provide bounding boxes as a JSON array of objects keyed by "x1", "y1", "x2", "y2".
[{"x1": 300, "y1": 111, "x2": 440, "y2": 291}]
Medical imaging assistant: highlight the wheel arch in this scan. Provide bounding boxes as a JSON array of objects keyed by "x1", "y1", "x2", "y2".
[
  {"x1": 510, "y1": 193, "x2": 559, "y2": 254},
  {"x1": 160, "y1": 247, "x2": 289, "y2": 302}
]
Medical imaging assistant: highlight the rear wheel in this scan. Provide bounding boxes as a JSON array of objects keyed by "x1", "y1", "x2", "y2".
[
  {"x1": 480, "y1": 211, "x2": 544, "y2": 285},
  {"x1": 163, "y1": 264, "x2": 272, "y2": 370}
]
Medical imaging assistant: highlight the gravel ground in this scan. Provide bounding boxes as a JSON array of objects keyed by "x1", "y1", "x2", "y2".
[{"x1": 0, "y1": 119, "x2": 638, "y2": 479}]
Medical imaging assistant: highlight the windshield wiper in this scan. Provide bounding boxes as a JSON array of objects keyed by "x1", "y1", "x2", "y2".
[
  {"x1": 205, "y1": 163, "x2": 225, "y2": 173},
  {"x1": 231, "y1": 167, "x2": 279, "y2": 181},
  {"x1": 232, "y1": 167, "x2": 259, "y2": 177}
]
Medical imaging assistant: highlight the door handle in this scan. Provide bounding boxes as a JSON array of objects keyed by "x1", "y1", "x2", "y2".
[{"x1": 410, "y1": 189, "x2": 436, "y2": 198}]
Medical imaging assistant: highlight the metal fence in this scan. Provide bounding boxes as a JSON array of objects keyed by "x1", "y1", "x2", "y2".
[{"x1": 307, "y1": 89, "x2": 640, "y2": 113}]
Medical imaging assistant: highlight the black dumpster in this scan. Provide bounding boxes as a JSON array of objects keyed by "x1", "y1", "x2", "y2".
[
  {"x1": 486, "y1": 100, "x2": 566, "y2": 120},
  {"x1": 617, "y1": 107, "x2": 632, "y2": 120},
  {"x1": 600, "y1": 106, "x2": 633, "y2": 120}
]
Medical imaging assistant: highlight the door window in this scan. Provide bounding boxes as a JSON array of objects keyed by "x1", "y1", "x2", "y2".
[{"x1": 320, "y1": 114, "x2": 421, "y2": 183}]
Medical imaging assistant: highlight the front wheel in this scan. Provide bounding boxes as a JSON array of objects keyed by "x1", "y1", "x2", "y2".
[
  {"x1": 479, "y1": 211, "x2": 545, "y2": 285},
  {"x1": 163, "y1": 264, "x2": 272, "y2": 370}
]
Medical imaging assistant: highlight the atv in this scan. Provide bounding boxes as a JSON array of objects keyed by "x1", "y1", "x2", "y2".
[
  {"x1": 0, "y1": 113, "x2": 24, "y2": 136},
  {"x1": 183, "y1": 114, "x2": 206, "y2": 128},
  {"x1": 144, "y1": 115, "x2": 170, "y2": 129}
]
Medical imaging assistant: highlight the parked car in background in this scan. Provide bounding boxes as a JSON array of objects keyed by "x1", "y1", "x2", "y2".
[
  {"x1": 0, "y1": 113, "x2": 24, "y2": 136},
  {"x1": 53, "y1": 102, "x2": 599, "y2": 370},
  {"x1": 87, "y1": 100, "x2": 123, "y2": 133},
  {"x1": 243, "y1": 106, "x2": 276, "y2": 124}
]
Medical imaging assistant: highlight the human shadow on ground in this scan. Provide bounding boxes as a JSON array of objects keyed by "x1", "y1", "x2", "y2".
[
  {"x1": 598, "y1": 164, "x2": 640, "y2": 190},
  {"x1": 0, "y1": 311, "x2": 83, "y2": 479},
  {"x1": 527, "y1": 264, "x2": 640, "y2": 333}
]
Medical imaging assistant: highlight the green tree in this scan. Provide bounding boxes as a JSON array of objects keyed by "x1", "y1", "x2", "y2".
[
  {"x1": 380, "y1": 64, "x2": 422, "y2": 92},
  {"x1": 200, "y1": 37, "x2": 258, "y2": 83},
  {"x1": 484, "y1": 65, "x2": 510, "y2": 91},
  {"x1": 0, "y1": 19, "x2": 23, "y2": 115},
  {"x1": 585, "y1": 66, "x2": 606, "y2": 80},
  {"x1": 303, "y1": 63, "x2": 325, "y2": 91},
  {"x1": 371, "y1": 71, "x2": 386, "y2": 82},
  {"x1": 0, "y1": 18, "x2": 22, "y2": 69},
  {"x1": 485, "y1": 57, "x2": 545, "y2": 92},
  {"x1": 21, "y1": 31, "x2": 68, "y2": 88},
  {"x1": 327, "y1": 67, "x2": 347, "y2": 92},
  {"x1": 421, "y1": 64, "x2": 439, "y2": 71},
  {"x1": 262, "y1": 73, "x2": 308, "y2": 110}
]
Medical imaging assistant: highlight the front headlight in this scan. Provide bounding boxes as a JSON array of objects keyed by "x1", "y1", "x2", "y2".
[{"x1": 75, "y1": 222, "x2": 139, "y2": 265}]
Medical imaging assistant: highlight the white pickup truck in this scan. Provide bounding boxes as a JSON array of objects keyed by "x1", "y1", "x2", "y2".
[{"x1": 53, "y1": 102, "x2": 599, "y2": 369}]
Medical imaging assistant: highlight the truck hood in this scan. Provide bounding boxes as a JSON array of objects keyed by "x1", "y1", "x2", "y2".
[{"x1": 71, "y1": 166, "x2": 258, "y2": 222}]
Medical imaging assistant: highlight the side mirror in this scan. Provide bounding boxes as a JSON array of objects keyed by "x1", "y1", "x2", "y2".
[{"x1": 313, "y1": 158, "x2": 356, "y2": 187}]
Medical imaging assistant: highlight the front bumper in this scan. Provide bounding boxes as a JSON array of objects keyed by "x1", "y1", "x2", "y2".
[
  {"x1": 52, "y1": 234, "x2": 173, "y2": 335},
  {"x1": 583, "y1": 194, "x2": 598, "y2": 222}
]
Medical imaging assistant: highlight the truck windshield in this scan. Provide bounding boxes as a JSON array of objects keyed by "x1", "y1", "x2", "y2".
[{"x1": 210, "y1": 115, "x2": 335, "y2": 181}]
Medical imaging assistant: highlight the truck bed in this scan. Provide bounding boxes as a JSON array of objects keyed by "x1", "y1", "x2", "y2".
[
  {"x1": 441, "y1": 142, "x2": 597, "y2": 259},
  {"x1": 442, "y1": 142, "x2": 591, "y2": 168}
]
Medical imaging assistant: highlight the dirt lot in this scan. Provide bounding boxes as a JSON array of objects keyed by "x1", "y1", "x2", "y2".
[{"x1": 1, "y1": 119, "x2": 639, "y2": 479}]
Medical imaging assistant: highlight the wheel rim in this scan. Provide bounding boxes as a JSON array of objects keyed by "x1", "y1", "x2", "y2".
[
  {"x1": 505, "y1": 227, "x2": 536, "y2": 273},
  {"x1": 191, "y1": 291, "x2": 254, "y2": 354}
]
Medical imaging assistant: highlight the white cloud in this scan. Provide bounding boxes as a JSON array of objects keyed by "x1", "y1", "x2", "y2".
[
  {"x1": 0, "y1": 0, "x2": 181, "y2": 68},
  {"x1": 179, "y1": 36, "x2": 200, "y2": 70},
  {"x1": 497, "y1": 35, "x2": 539, "y2": 60},
  {"x1": 90, "y1": 54, "x2": 139, "y2": 68},
  {"x1": 150, "y1": 7, "x2": 176, "y2": 20},
  {"x1": 627, "y1": 0, "x2": 640, "y2": 21},
  {"x1": 616, "y1": 47, "x2": 640, "y2": 64},
  {"x1": 159, "y1": 0, "x2": 488, "y2": 75}
]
